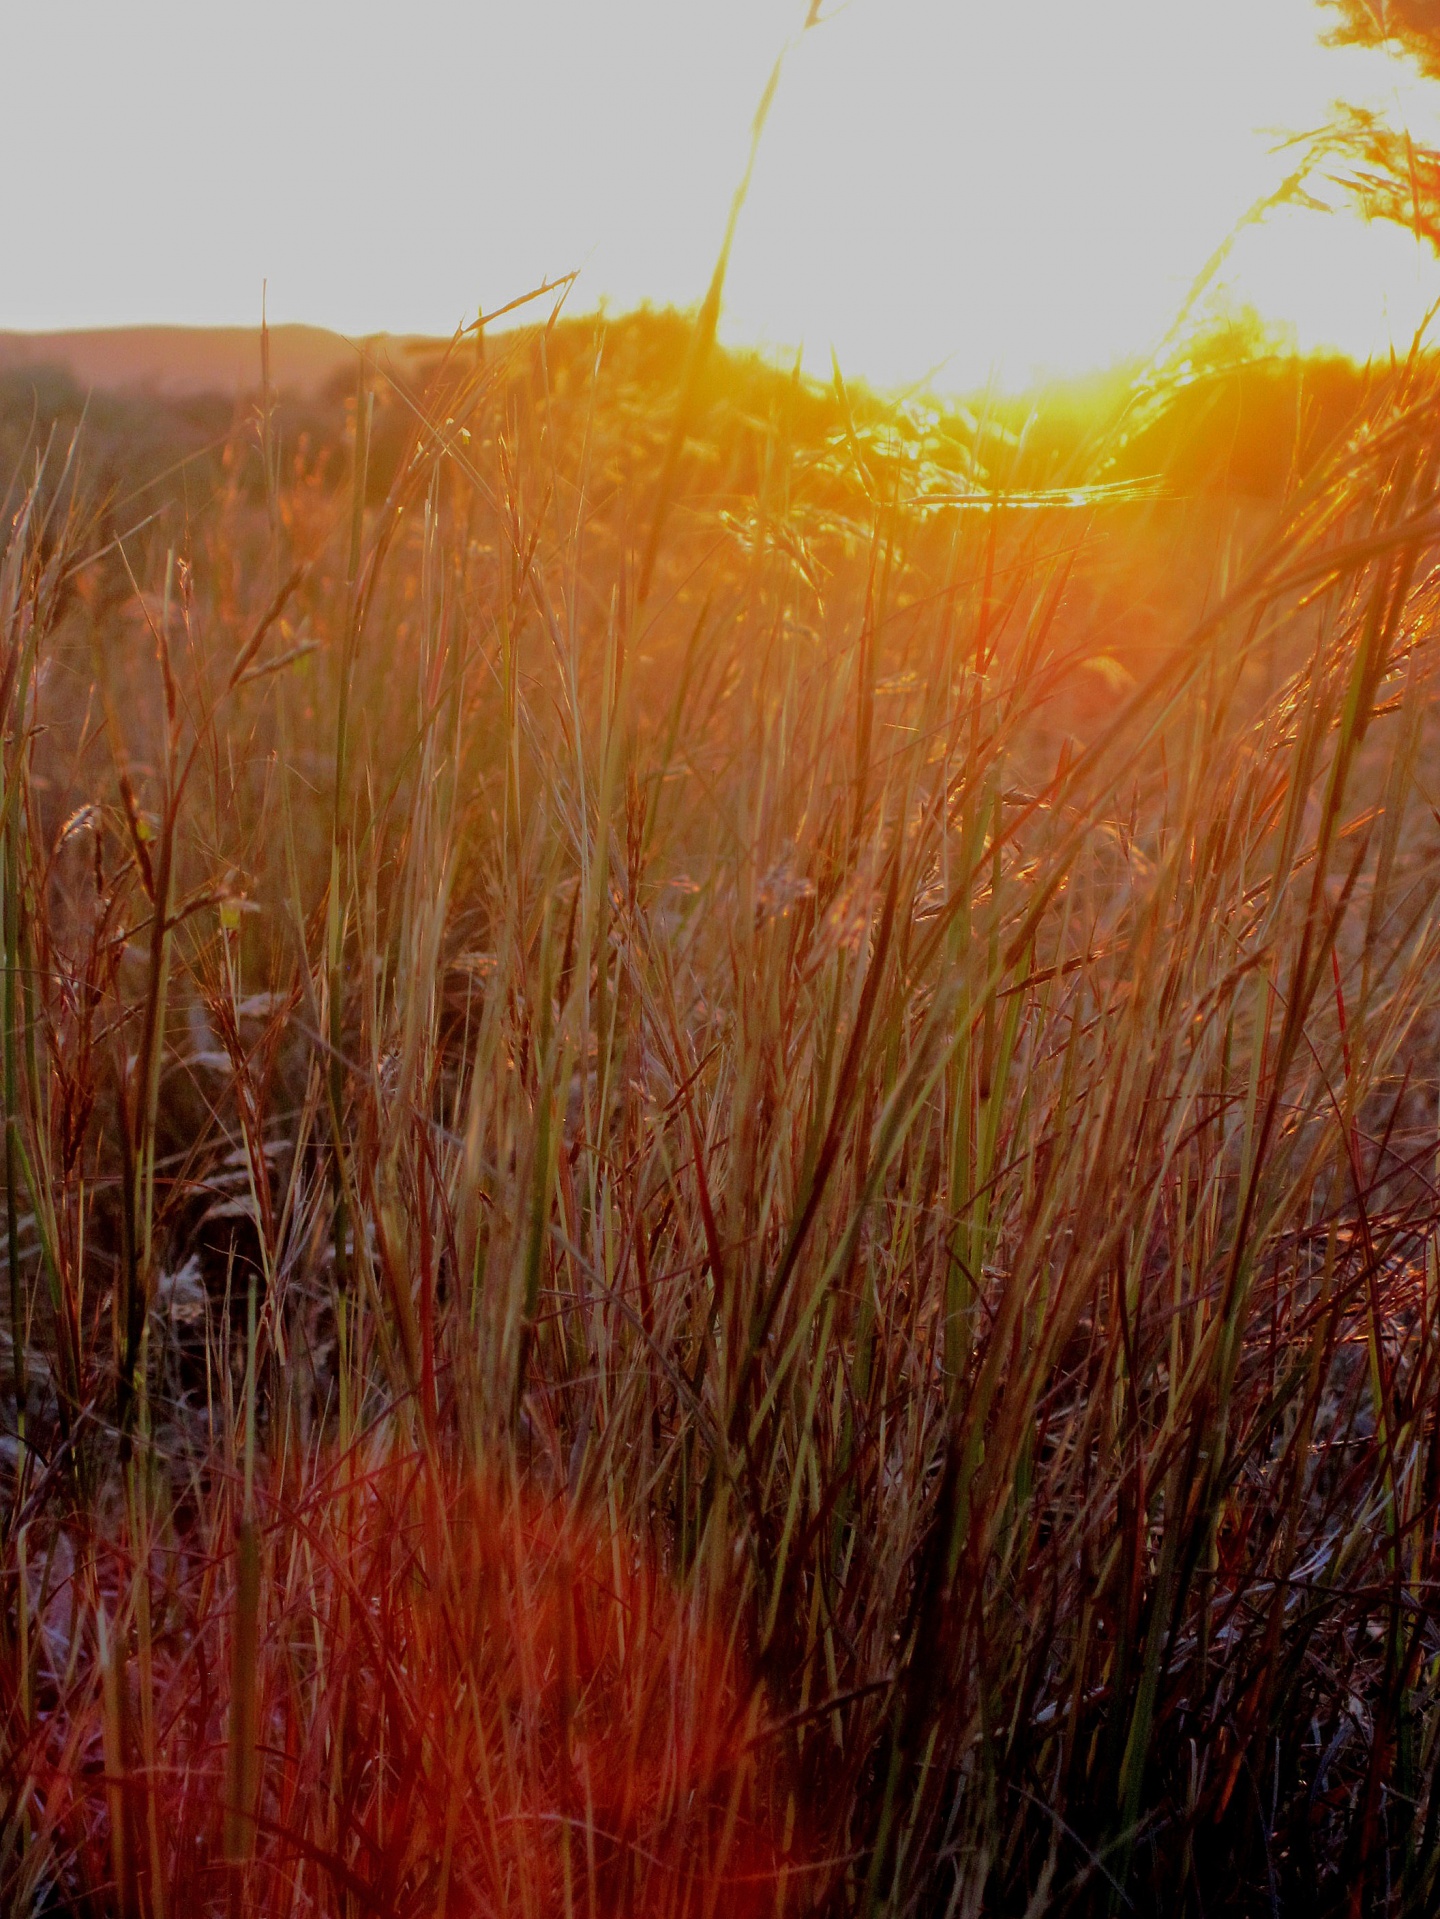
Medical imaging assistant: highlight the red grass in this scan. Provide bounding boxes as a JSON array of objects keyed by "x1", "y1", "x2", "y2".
[{"x1": 16, "y1": 1450, "x2": 798, "y2": 1916}]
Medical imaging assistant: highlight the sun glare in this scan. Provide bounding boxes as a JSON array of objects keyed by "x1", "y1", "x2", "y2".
[{"x1": 716, "y1": 0, "x2": 1440, "y2": 391}]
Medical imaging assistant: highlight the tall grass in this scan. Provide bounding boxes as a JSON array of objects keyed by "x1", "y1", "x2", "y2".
[{"x1": 2, "y1": 310, "x2": 1440, "y2": 1915}]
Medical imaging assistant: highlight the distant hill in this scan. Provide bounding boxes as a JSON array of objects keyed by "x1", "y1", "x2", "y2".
[{"x1": 0, "y1": 325, "x2": 444, "y2": 400}]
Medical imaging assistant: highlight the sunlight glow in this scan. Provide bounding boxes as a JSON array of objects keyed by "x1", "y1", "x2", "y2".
[
  {"x1": 5, "y1": 0, "x2": 1440, "y2": 392},
  {"x1": 720, "y1": 0, "x2": 1440, "y2": 389}
]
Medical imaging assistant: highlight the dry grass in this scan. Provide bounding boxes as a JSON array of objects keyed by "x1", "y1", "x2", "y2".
[{"x1": 2, "y1": 306, "x2": 1440, "y2": 1916}]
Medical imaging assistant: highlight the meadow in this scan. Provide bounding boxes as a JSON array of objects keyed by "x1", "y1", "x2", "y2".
[{"x1": 1, "y1": 302, "x2": 1438, "y2": 1916}]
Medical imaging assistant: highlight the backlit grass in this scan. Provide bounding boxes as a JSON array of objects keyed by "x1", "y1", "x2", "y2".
[{"x1": 2, "y1": 308, "x2": 1440, "y2": 1914}]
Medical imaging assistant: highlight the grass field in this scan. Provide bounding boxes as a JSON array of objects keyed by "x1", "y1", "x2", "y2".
[{"x1": 2, "y1": 302, "x2": 1440, "y2": 1915}]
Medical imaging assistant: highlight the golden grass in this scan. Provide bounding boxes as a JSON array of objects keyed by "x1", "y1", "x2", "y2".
[{"x1": 2, "y1": 307, "x2": 1440, "y2": 1915}]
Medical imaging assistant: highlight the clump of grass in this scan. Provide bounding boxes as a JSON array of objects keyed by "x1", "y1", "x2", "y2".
[{"x1": 2, "y1": 305, "x2": 1440, "y2": 1916}]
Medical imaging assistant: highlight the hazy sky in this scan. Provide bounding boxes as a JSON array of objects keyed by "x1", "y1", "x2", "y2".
[{"x1": 6, "y1": 0, "x2": 1440, "y2": 390}]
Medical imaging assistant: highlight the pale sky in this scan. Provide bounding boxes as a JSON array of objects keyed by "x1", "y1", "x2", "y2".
[{"x1": 5, "y1": 0, "x2": 1440, "y2": 391}]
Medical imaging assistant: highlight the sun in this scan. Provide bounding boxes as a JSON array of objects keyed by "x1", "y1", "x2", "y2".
[{"x1": 713, "y1": 0, "x2": 1440, "y2": 392}]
